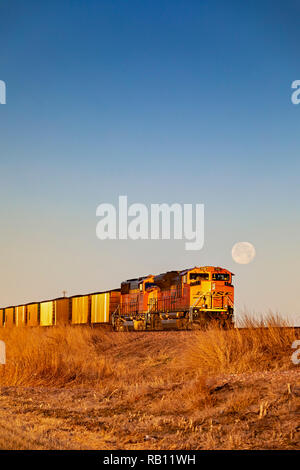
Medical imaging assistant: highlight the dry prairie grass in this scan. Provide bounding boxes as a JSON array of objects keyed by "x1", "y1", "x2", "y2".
[
  {"x1": 0, "y1": 318, "x2": 299, "y2": 450},
  {"x1": 186, "y1": 316, "x2": 297, "y2": 375},
  {"x1": 0, "y1": 326, "x2": 116, "y2": 387}
]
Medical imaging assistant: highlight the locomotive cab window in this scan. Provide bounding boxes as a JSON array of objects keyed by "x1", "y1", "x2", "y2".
[
  {"x1": 145, "y1": 282, "x2": 157, "y2": 290},
  {"x1": 212, "y1": 273, "x2": 230, "y2": 281},
  {"x1": 189, "y1": 273, "x2": 209, "y2": 281}
]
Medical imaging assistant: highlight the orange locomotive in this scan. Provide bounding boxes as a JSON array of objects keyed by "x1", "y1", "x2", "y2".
[{"x1": 113, "y1": 266, "x2": 234, "y2": 330}]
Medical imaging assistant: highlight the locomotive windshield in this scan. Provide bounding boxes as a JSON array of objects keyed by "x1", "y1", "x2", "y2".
[{"x1": 212, "y1": 273, "x2": 230, "y2": 281}]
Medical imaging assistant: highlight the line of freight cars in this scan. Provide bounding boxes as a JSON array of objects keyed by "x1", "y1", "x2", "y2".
[
  {"x1": 0, "y1": 290, "x2": 120, "y2": 328},
  {"x1": 0, "y1": 266, "x2": 234, "y2": 330}
]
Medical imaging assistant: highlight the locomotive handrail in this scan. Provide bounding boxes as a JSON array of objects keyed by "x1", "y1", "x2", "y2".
[
  {"x1": 189, "y1": 293, "x2": 206, "y2": 322},
  {"x1": 111, "y1": 304, "x2": 120, "y2": 328}
]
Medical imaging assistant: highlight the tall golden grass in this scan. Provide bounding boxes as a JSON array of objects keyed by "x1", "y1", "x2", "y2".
[
  {"x1": 0, "y1": 326, "x2": 115, "y2": 387},
  {"x1": 186, "y1": 315, "x2": 297, "y2": 375},
  {"x1": 0, "y1": 316, "x2": 297, "y2": 388}
]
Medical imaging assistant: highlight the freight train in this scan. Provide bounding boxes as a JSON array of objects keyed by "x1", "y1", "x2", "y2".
[{"x1": 0, "y1": 266, "x2": 234, "y2": 330}]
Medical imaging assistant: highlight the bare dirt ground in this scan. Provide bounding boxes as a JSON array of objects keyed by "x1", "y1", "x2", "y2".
[
  {"x1": 0, "y1": 368, "x2": 300, "y2": 450},
  {"x1": 0, "y1": 327, "x2": 299, "y2": 450}
]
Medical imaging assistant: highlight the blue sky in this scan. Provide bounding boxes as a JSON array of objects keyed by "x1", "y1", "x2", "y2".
[{"x1": 0, "y1": 0, "x2": 300, "y2": 324}]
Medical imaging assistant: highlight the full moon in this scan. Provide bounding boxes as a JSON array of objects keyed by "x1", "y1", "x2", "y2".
[{"x1": 231, "y1": 241, "x2": 256, "y2": 264}]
